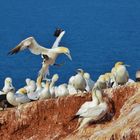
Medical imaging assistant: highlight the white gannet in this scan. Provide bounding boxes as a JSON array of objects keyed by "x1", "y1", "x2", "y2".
[
  {"x1": 75, "y1": 88, "x2": 108, "y2": 131},
  {"x1": 6, "y1": 85, "x2": 30, "y2": 106},
  {"x1": 73, "y1": 69, "x2": 86, "y2": 93},
  {"x1": 8, "y1": 30, "x2": 72, "y2": 78},
  {"x1": 39, "y1": 80, "x2": 51, "y2": 100},
  {"x1": 111, "y1": 61, "x2": 129, "y2": 85},
  {"x1": 136, "y1": 70, "x2": 140, "y2": 82},
  {"x1": 49, "y1": 74, "x2": 59, "y2": 98},
  {"x1": 83, "y1": 72, "x2": 95, "y2": 92},
  {"x1": 55, "y1": 83, "x2": 69, "y2": 97},
  {"x1": 0, "y1": 77, "x2": 15, "y2": 95}
]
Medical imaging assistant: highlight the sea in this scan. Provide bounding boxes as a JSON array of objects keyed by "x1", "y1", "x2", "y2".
[{"x1": 0, "y1": 0, "x2": 140, "y2": 89}]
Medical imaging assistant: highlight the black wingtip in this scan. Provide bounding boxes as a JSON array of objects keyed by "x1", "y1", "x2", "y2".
[{"x1": 54, "y1": 28, "x2": 64, "y2": 37}]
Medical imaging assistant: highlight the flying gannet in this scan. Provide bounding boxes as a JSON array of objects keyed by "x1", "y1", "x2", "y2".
[{"x1": 8, "y1": 29, "x2": 72, "y2": 78}]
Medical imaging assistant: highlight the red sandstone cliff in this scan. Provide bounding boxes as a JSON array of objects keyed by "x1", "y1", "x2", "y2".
[{"x1": 0, "y1": 83, "x2": 140, "y2": 140}]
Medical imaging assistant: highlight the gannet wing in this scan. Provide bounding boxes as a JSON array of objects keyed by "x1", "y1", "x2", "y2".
[
  {"x1": 79, "y1": 106, "x2": 104, "y2": 118},
  {"x1": 8, "y1": 37, "x2": 49, "y2": 55},
  {"x1": 76, "y1": 101, "x2": 95, "y2": 115},
  {"x1": 52, "y1": 31, "x2": 65, "y2": 48},
  {"x1": 15, "y1": 94, "x2": 30, "y2": 103}
]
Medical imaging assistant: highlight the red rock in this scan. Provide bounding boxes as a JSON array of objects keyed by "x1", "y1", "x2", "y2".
[{"x1": 0, "y1": 83, "x2": 140, "y2": 140}]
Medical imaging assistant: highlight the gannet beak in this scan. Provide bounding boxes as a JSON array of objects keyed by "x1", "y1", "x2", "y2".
[
  {"x1": 125, "y1": 64, "x2": 130, "y2": 67},
  {"x1": 66, "y1": 53, "x2": 72, "y2": 60}
]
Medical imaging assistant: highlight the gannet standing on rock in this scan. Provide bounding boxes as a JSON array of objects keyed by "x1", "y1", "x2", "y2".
[
  {"x1": 111, "y1": 61, "x2": 129, "y2": 85},
  {"x1": 0, "y1": 77, "x2": 15, "y2": 95},
  {"x1": 73, "y1": 69, "x2": 86, "y2": 93},
  {"x1": 8, "y1": 29, "x2": 72, "y2": 78},
  {"x1": 83, "y1": 72, "x2": 95, "y2": 92},
  {"x1": 136, "y1": 70, "x2": 140, "y2": 82},
  {"x1": 73, "y1": 87, "x2": 108, "y2": 131},
  {"x1": 6, "y1": 86, "x2": 30, "y2": 107},
  {"x1": 0, "y1": 77, "x2": 15, "y2": 110}
]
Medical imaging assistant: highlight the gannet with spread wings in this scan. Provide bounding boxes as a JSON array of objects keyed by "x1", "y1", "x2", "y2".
[{"x1": 8, "y1": 29, "x2": 72, "y2": 78}]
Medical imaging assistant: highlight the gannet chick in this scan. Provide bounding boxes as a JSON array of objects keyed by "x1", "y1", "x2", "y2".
[
  {"x1": 75, "y1": 88, "x2": 108, "y2": 131},
  {"x1": 49, "y1": 74, "x2": 59, "y2": 98},
  {"x1": 73, "y1": 69, "x2": 86, "y2": 93},
  {"x1": 136, "y1": 70, "x2": 140, "y2": 82},
  {"x1": 8, "y1": 30, "x2": 72, "y2": 78},
  {"x1": 55, "y1": 84, "x2": 69, "y2": 97},
  {"x1": 83, "y1": 73, "x2": 95, "y2": 92},
  {"x1": 111, "y1": 62, "x2": 129, "y2": 85},
  {"x1": 0, "y1": 77, "x2": 15, "y2": 95},
  {"x1": 39, "y1": 80, "x2": 51, "y2": 100}
]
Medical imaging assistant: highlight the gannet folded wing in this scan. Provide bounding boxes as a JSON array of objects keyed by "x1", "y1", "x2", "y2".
[
  {"x1": 15, "y1": 93, "x2": 30, "y2": 103},
  {"x1": 79, "y1": 103, "x2": 108, "y2": 118},
  {"x1": 8, "y1": 37, "x2": 49, "y2": 55}
]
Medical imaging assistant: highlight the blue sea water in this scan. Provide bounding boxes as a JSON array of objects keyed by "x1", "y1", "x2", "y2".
[{"x1": 0, "y1": 0, "x2": 140, "y2": 88}]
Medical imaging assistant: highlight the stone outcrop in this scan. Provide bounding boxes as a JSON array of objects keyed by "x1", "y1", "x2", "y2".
[{"x1": 0, "y1": 83, "x2": 140, "y2": 140}]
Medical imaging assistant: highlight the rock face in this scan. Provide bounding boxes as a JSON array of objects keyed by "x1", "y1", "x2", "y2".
[{"x1": 0, "y1": 83, "x2": 140, "y2": 140}]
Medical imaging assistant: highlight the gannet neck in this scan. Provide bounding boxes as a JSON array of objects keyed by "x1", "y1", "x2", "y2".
[
  {"x1": 36, "y1": 75, "x2": 43, "y2": 87},
  {"x1": 45, "y1": 81, "x2": 50, "y2": 89}
]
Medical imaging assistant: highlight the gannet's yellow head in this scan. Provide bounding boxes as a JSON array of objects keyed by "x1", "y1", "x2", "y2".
[
  {"x1": 18, "y1": 88, "x2": 27, "y2": 94},
  {"x1": 115, "y1": 61, "x2": 124, "y2": 67},
  {"x1": 52, "y1": 74, "x2": 59, "y2": 82},
  {"x1": 5, "y1": 77, "x2": 12, "y2": 85},
  {"x1": 53, "y1": 47, "x2": 72, "y2": 60}
]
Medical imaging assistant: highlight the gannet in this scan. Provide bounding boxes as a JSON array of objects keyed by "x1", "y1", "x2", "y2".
[
  {"x1": 0, "y1": 77, "x2": 15, "y2": 95},
  {"x1": 6, "y1": 80, "x2": 30, "y2": 106},
  {"x1": 111, "y1": 61, "x2": 129, "y2": 85},
  {"x1": 73, "y1": 69, "x2": 86, "y2": 93},
  {"x1": 74, "y1": 88, "x2": 108, "y2": 131},
  {"x1": 136, "y1": 70, "x2": 140, "y2": 82},
  {"x1": 55, "y1": 83, "x2": 69, "y2": 97},
  {"x1": 49, "y1": 74, "x2": 59, "y2": 98},
  {"x1": 83, "y1": 72, "x2": 95, "y2": 92},
  {"x1": 8, "y1": 30, "x2": 72, "y2": 78},
  {"x1": 39, "y1": 80, "x2": 51, "y2": 100}
]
